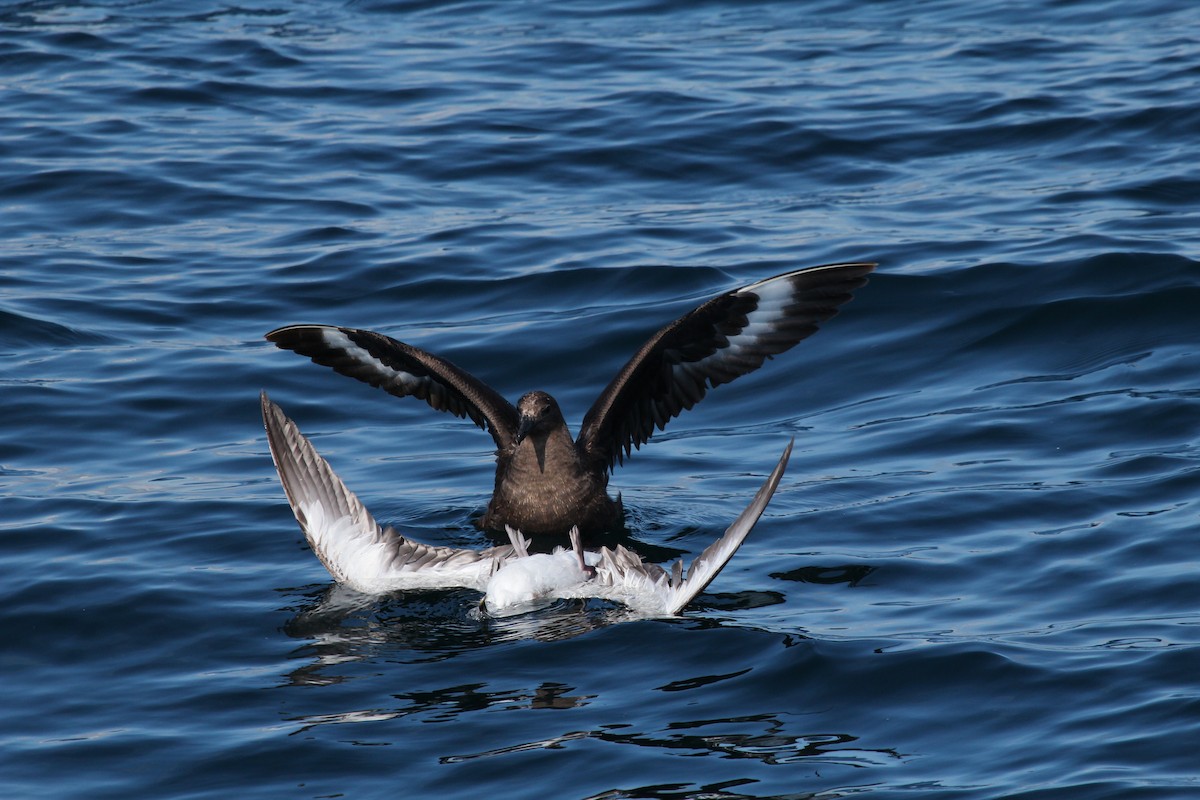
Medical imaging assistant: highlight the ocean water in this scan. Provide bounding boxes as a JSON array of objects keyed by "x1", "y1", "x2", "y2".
[{"x1": 2, "y1": 0, "x2": 1199, "y2": 797}]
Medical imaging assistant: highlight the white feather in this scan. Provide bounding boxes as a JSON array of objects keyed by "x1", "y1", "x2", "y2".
[
  {"x1": 263, "y1": 393, "x2": 791, "y2": 616},
  {"x1": 262, "y1": 392, "x2": 514, "y2": 594},
  {"x1": 320, "y1": 328, "x2": 428, "y2": 393}
]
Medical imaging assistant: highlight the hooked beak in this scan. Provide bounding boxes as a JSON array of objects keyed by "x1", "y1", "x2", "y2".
[{"x1": 515, "y1": 415, "x2": 535, "y2": 444}]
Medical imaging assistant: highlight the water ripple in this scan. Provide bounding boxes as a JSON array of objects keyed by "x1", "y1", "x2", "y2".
[{"x1": 3, "y1": 1, "x2": 1199, "y2": 798}]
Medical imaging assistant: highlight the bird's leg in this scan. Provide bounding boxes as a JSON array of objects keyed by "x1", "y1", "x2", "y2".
[{"x1": 569, "y1": 526, "x2": 596, "y2": 580}]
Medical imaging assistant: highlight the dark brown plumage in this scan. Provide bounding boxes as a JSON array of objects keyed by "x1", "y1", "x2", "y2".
[{"x1": 266, "y1": 261, "x2": 874, "y2": 541}]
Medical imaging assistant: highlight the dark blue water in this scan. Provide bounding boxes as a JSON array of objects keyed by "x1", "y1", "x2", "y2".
[{"x1": 3, "y1": 1, "x2": 1199, "y2": 797}]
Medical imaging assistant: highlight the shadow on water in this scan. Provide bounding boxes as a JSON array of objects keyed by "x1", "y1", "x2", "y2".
[
  {"x1": 277, "y1": 580, "x2": 793, "y2": 662},
  {"x1": 769, "y1": 564, "x2": 877, "y2": 588},
  {"x1": 277, "y1": 583, "x2": 643, "y2": 679},
  {"x1": 274, "y1": 580, "x2": 800, "y2": 709}
]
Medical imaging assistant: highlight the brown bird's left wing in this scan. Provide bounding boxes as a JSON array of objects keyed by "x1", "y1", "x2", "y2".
[{"x1": 266, "y1": 325, "x2": 519, "y2": 450}]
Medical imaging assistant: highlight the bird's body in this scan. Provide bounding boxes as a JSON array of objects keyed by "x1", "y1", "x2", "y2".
[
  {"x1": 479, "y1": 391, "x2": 624, "y2": 538},
  {"x1": 267, "y1": 261, "x2": 873, "y2": 542},
  {"x1": 260, "y1": 393, "x2": 792, "y2": 616},
  {"x1": 482, "y1": 546, "x2": 591, "y2": 615}
]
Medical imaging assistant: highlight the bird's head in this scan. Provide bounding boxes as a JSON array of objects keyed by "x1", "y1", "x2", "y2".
[{"x1": 514, "y1": 390, "x2": 564, "y2": 444}]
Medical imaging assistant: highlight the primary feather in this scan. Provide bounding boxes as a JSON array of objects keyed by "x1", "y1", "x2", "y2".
[
  {"x1": 263, "y1": 394, "x2": 791, "y2": 616},
  {"x1": 267, "y1": 262, "x2": 870, "y2": 540}
]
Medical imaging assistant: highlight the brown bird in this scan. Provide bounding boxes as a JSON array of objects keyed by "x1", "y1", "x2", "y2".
[{"x1": 266, "y1": 261, "x2": 874, "y2": 542}]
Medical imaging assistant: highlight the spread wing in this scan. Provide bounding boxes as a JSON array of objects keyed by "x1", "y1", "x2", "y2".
[
  {"x1": 266, "y1": 325, "x2": 519, "y2": 450},
  {"x1": 261, "y1": 392, "x2": 516, "y2": 593},
  {"x1": 576, "y1": 262, "x2": 874, "y2": 471},
  {"x1": 561, "y1": 439, "x2": 793, "y2": 615}
]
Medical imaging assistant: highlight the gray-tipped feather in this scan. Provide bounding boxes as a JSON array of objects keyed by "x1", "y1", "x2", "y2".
[
  {"x1": 261, "y1": 392, "x2": 515, "y2": 593},
  {"x1": 558, "y1": 439, "x2": 793, "y2": 615},
  {"x1": 263, "y1": 392, "x2": 792, "y2": 616}
]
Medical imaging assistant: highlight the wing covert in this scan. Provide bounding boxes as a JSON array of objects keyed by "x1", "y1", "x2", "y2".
[
  {"x1": 577, "y1": 262, "x2": 874, "y2": 471},
  {"x1": 266, "y1": 324, "x2": 519, "y2": 449}
]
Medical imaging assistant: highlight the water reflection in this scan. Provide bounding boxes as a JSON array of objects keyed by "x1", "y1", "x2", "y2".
[
  {"x1": 276, "y1": 583, "x2": 640, "y2": 685},
  {"x1": 770, "y1": 564, "x2": 876, "y2": 588},
  {"x1": 443, "y1": 711, "x2": 902, "y2": 769},
  {"x1": 276, "y1": 585, "x2": 903, "y2": 794},
  {"x1": 582, "y1": 779, "x2": 795, "y2": 800},
  {"x1": 287, "y1": 680, "x2": 595, "y2": 737},
  {"x1": 275, "y1": 569, "x2": 807, "y2": 693}
]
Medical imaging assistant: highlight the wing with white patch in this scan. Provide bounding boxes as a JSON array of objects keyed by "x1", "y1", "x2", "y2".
[
  {"x1": 261, "y1": 392, "x2": 514, "y2": 594},
  {"x1": 577, "y1": 263, "x2": 873, "y2": 471},
  {"x1": 266, "y1": 325, "x2": 519, "y2": 450},
  {"x1": 567, "y1": 439, "x2": 792, "y2": 615}
]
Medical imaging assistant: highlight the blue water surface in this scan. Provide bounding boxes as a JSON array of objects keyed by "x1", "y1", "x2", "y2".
[{"x1": 2, "y1": 1, "x2": 1199, "y2": 798}]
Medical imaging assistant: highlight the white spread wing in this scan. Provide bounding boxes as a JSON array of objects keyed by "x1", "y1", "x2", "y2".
[
  {"x1": 261, "y1": 392, "x2": 515, "y2": 593},
  {"x1": 555, "y1": 439, "x2": 793, "y2": 615}
]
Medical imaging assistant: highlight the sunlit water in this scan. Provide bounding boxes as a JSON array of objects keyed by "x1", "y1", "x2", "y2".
[{"x1": 2, "y1": 1, "x2": 1198, "y2": 798}]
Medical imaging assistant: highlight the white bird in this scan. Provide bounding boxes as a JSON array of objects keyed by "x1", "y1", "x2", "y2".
[{"x1": 261, "y1": 392, "x2": 791, "y2": 617}]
